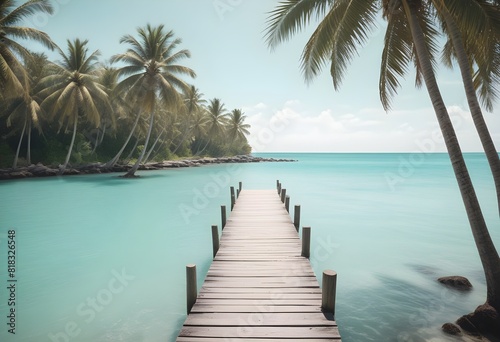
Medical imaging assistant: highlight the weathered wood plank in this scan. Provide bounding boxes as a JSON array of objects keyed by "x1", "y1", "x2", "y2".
[
  {"x1": 183, "y1": 312, "x2": 337, "y2": 326},
  {"x1": 178, "y1": 326, "x2": 341, "y2": 338}
]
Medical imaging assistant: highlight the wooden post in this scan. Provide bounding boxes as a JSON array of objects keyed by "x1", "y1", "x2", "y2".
[
  {"x1": 301, "y1": 226, "x2": 311, "y2": 258},
  {"x1": 239, "y1": 181, "x2": 242, "y2": 192},
  {"x1": 277, "y1": 182, "x2": 281, "y2": 195},
  {"x1": 221, "y1": 205, "x2": 226, "y2": 230},
  {"x1": 230, "y1": 186, "x2": 235, "y2": 210},
  {"x1": 281, "y1": 188, "x2": 286, "y2": 203},
  {"x1": 237, "y1": 189, "x2": 240, "y2": 198},
  {"x1": 321, "y1": 270, "x2": 337, "y2": 316},
  {"x1": 285, "y1": 195, "x2": 290, "y2": 212},
  {"x1": 211, "y1": 225, "x2": 219, "y2": 258},
  {"x1": 294, "y1": 205, "x2": 300, "y2": 232},
  {"x1": 276, "y1": 179, "x2": 279, "y2": 192},
  {"x1": 186, "y1": 264, "x2": 197, "y2": 314}
]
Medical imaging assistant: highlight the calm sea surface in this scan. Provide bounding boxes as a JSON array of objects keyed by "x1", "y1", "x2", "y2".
[{"x1": 0, "y1": 153, "x2": 499, "y2": 342}]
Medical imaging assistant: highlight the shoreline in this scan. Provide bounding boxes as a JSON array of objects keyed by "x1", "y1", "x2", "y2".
[{"x1": 0, "y1": 155, "x2": 297, "y2": 181}]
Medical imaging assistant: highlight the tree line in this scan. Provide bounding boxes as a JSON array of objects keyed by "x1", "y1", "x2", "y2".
[{"x1": 0, "y1": 1, "x2": 251, "y2": 177}]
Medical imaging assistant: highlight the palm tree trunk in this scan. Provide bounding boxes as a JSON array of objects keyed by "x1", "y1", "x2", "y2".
[
  {"x1": 105, "y1": 111, "x2": 141, "y2": 168},
  {"x1": 12, "y1": 119, "x2": 26, "y2": 169},
  {"x1": 27, "y1": 119, "x2": 31, "y2": 165},
  {"x1": 124, "y1": 137, "x2": 139, "y2": 161},
  {"x1": 60, "y1": 115, "x2": 78, "y2": 175},
  {"x1": 91, "y1": 129, "x2": 100, "y2": 155},
  {"x1": 440, "y1": 6, "x2": 500, "y2": 217},
  {"x1": 144, "y1": 129, "x2": 165, "y2": 163},
  {"x1": 405, "y1": 1, "x2": 500, "y2": 310},
  {"x1": 124, "y1": 110, "x2": 155, "y2": 177}
]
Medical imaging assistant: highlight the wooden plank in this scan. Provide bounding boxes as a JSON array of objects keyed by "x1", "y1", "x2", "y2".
[
  {"x1": 178, "y1": 338, "x2": 341, "y2": 342},
  {"x1": 178, "y1": 326, "x2": 340, "y2": 338},
  {"x1": 189, "y1": 304, "x2": 324, "y2": 313},
  {"x1": 183, "y1": 312, "x2": 337, "y2": 326}
]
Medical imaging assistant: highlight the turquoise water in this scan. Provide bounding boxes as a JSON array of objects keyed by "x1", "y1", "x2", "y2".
[{"x1": 0, "y1": 153, "x2": 499, "y2": 342}]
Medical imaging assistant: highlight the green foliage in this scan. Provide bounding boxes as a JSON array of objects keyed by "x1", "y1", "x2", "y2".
[{"x1": 0, "y1": 142, "x2": 14, "y2": 168}]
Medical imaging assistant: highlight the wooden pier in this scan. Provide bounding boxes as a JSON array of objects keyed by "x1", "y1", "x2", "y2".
[{"x1": 177, "y1": 185, "x2": 341, "y2": 341}]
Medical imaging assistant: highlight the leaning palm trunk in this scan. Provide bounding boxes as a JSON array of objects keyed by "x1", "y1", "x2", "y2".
[
  {"x1": 26, "y1": 119, "x2": 32, "y2": 165},
  {"x1": 12, "y1": 119, "x2": 26, "y2": 169},
  {"x1": 123, "y1": 110, "x2": 155, "y2": 177},
  {"x1": 105, "y1": 111, "x2": 141, "y2": 168},
  {"x1": 440, "y1": 6, "x2": 500, "y2": 217},
  {"x1": 143, "y1": 129, "x2": 165, "y2": 163},
  {"x1": 60, "y1": 115, "x2": 78, "y2": 175},
  {"x1": 405, "y1": 1, "x2": 500, "y2": 311}
]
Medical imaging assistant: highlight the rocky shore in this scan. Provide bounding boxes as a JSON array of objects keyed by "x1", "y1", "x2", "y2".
[{"x1": 0, "y1": 155, "x2": 296, "y2": 180}]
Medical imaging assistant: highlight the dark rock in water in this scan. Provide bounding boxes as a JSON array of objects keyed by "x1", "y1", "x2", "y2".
[
  {"x1": 468, "y1": 303, "x2": 500, "y2": 336},
  {"x1": 442, "y1": 322, "x2": 461, "y2": 335},
  {"x1": 456, "y1": 315, "x2": 480, "y2": 335},
  {"x1": 438, "y1": 276, "x2": 473, "y2": 291}
]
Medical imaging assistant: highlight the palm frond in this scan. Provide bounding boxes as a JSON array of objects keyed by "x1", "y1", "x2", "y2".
[
  {"x1": 379, "y1": 9, "x2": 413, "y2": 111},
  {"x1": 265, "y1": 0, "x2": 332, "y2": 49}
]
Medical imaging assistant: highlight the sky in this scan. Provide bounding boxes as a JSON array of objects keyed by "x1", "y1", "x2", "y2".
[{"x1": 23, "y1": 0, "x2": 500, "y2": 152}]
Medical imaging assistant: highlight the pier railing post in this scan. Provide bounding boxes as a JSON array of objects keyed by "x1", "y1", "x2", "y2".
[
  {"x1": 221, "y1": 205, "x2": 226, "y2": 230},
  {"x1": 294, "y1": 205, "x2": 301, "y2": 232},
  {"x1": 276, "y1": 180, "x2": 279, "y2": 193},
  {"x1": 230, "y1": 186, "x2": 235, "y2": 210},
  {"x1": 285, "y1": 195, "x2": 290, "y2": 212},
  {"x1": 239, "y1": 181, "x2": 242, "y2": 193},
  {"x1": 301, "y1": 226, "x2": 311, "y2": 258},
  {"x1": 277, "y1": 182, "x2": 281, "y2": 195},
  {"x1": 186, "y1": 264, "x2": 197, "y2": 314},
  {"x1": 281, "y1": 188, "x2": 286, "y2": 203},
  {"x1": 321, "y1": 270, "x2": 337, "y2": 316},
  {"x1": 211, "y1": 225, "x2": 219, "y2": 258}
]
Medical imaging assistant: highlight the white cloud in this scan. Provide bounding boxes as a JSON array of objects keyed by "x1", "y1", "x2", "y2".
[{"x1": 245, "y1": 101, "x2": 500, "y2": 153}]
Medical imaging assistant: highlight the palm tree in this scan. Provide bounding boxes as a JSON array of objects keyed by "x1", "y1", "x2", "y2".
[
  {"x1": 190, "y1": 107, "x2": 210, "y2": 155},
  {"x1": 266, "y1": 0, "x2": 500, "y2": 330},
  {"x1": 196, "y1": 98, "x2": 228, "y2": 155},
  {"x1": 436, "y1": 1, "x2": 500, "y2": 216},
  {"x1": 0, "y1": 0, "x2": 56, "y2": 98},
  {"x1": 227, "y1": 109, "x2": 250, "y2": 143},
  {"x1": 40, "y1": 38, "x2": 111, "y2": 174},
  {"x1": 112, "y1": 24, "x2": 195, "y2": 177},
  {"x1": 88, "y1": 64, "x2": 118, "y2": 154},
  {"x1": 171, "y1": 86, "x2": 206, "y2": 155},
  {"x1": 3, "y1": 52, "x2": 48, "y2": 168}
]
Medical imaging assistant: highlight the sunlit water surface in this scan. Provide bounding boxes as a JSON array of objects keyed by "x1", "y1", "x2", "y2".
[{"x1": 0, "y1": 153, "x2": 498, "y2": 342}]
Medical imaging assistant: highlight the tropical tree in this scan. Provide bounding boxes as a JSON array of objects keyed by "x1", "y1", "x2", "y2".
[
  {"x1": 227, "y1": 109, "x2": 250, "y2": 143},
  {"x1": 88, "y1": 64, "x2": 118, "y2": 154},
  {"x1": 437, "y1": 1, "x2": 500, "y2": 216},
  {"x1": 195, "y1": 98, "x2": 228, "y2": 155},
  {"x1": 0, "y1": 0, "x2": 56, "y2": 98},
  {"x1": 190, "y1": 107, "x2": 210, "y2": 154},
  {"x1": 266, "y1": 0, "x2": 500, "y2": 335},
  {"x1": 111, "y1": 24, "x2": 195, "y2": 177},
  {"x1": 39, "y1": 38, "x2": 111, "y2": 174},
  {"x1": 171, "y1": 86, "x2": 206, "y2": 155},
  {"x1": 3, "y1": 52, "x2": 48, "y2": 167}
]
